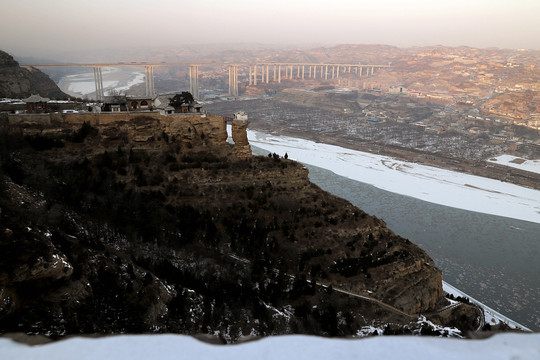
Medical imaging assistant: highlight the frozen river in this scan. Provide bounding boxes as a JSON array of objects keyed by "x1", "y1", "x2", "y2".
[
  {"x1": 248, "y1": 130, "x2": 540, "y2": 331},
  {"x1": 57, "y1": 67, "x2": 145, "y2": 98}
]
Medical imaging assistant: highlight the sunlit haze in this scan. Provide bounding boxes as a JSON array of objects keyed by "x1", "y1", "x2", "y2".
[{"x1": 1, "y1": 0, "x2": 539, "y2": 58}]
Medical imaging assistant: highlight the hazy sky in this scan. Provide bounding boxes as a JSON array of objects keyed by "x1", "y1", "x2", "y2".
[{"x1": 1, "y1": 0, "x2": 539, "y2": 58}]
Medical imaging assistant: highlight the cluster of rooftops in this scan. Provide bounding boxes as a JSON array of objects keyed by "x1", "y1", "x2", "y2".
[{"x1": 20, "y1": 94, "x2": 203, "y2": 115}]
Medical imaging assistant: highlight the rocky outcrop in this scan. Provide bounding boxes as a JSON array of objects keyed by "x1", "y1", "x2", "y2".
[
  {"x1": 0, "y1": 113, "x2": 458, "y2": 339},
  {"x1": 231, "y1": 119, "x2": 251, "y2": 158},
  {"x1": 0, "y1": 50, "x2": 67, "y2": 99}
]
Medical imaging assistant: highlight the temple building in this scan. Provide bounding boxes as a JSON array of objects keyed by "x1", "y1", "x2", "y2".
[{"x1": 23, "y1": 94, "x2": 50, "y2": 113}]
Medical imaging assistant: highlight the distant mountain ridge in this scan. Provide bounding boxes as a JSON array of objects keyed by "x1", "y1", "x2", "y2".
[{"x1": 0, "y1": 50, "x2": 68, "y2": 99}]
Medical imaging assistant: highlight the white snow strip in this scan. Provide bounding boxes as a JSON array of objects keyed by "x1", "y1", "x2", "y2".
[
  {"x1": 487, "y1": 154, "x2": 540, "y2": 175},
  {"x1": 247, "y1": 130, "x2": 540, "y2": 224},
  {"x1": 443, "y1": 281, "x2": 531, "y2": 332},
  {"x1": 1, "y1": 333, "x2": 539, "y2": 360}
]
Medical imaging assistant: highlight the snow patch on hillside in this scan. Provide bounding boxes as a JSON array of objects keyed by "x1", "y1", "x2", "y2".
[{"x1": 488, "y1": 154, "x2": 540, "y2": 175}]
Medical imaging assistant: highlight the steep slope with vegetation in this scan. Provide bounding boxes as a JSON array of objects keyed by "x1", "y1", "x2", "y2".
[
  {"x1": 0, "y1": 50, "x2": 68, "y2": 99},
  {"x1": 0, "y1": 115, "x2": 479, "y2": 341}
]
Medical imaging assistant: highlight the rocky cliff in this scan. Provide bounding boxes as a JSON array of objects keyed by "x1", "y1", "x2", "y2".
[
  {"x1": 0, "y1": 50, "x2": 68, "y2": 99},
  {"x1": 0, "y1": 114, "x2": 475, "y2": 341}
]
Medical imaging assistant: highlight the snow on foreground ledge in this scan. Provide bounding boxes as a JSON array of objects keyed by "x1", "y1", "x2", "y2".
[
  {"x1": 248, "y1": 131, "x2": 540, "y2": 224},
  {"x1": 2, "y1": 333, "x2": 539, "y2": 360}
]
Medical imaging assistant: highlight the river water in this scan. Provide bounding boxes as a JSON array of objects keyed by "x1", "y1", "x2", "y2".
[{"x1": 252, "y1": 146, "x2": 540, "y2": 331}]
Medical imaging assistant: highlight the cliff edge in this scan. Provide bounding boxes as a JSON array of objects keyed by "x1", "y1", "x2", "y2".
[{"x1": 0, "y1": 113, "x2": 475, "y2": 340}]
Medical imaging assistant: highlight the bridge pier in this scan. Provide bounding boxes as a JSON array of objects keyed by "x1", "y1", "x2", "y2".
[
  {"x1": 93, "y1": 67, "x2": 104, "y2": 101},
  {"x1": 253, "y1": 64, "x2": 258, "y2": 85},
  {"x1": 228, "y1": 65, "x2": 238, "y2": 97},
  {"x1": 144, "y1": 65, "x2": 155, "y2": 98},
  {"x1": 189, "y1": 65, "x2": 199, "y2": 100}
]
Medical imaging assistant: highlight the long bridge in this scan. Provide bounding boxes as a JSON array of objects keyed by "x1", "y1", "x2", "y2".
[{"x1": 22, "y1": 61, "x2": 390, "y2": 101}]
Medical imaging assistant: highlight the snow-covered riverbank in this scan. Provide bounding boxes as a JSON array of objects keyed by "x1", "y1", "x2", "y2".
[
  {"x1": 248, "y1": 130, "x2": 540, "y2": 224},
  {"x1": 442, "y1": 281, "x2": 531, "y2": 331}
]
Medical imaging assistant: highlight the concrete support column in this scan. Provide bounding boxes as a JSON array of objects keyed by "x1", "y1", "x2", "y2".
[
  {"x1": 189, "y1": 65, "x2": 199, "y2": 100},
  {"x1": 336, "y1": 66, "x2": 340, "y2": 78},
  {"x1": 302, "y1": 65, "x2": 305, "y2": 79},
  {"x1": 278, "y1": 65, "x2": 281, "y2": 83},
  {"x1": 145, "y1": 65, "x2": 155, "y2": 98},
  {"x1": 325, "y1": 65, "x2": 328, "y2": 80},
  {"x1": 228, "y1": 65, "x2": 238, "y2": 97},
  {"x1": 266, "y1": 65, "x2": 269, "y2": 84},
  {"x1": 254, "y1": 64, "x2": 258, "y2": 85},
  {"x1": 332, "y1": 66, "x2": 335, "y2": 79},
  {"x1": 273, "y1": 65, "x2": 277, "y2": 82},
  {"x1": 151, "y1": 66, "x2": 155, "y2": 96},
  {"x1": 93, "y1": 67, "x2": 104, "y2": 101},
  {"x1": 309, "y1": 66, "x2": 312, "y2": 78}
]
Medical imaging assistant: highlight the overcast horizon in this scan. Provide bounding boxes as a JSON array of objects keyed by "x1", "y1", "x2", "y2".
[{"x1": 1, "y1": 0, "x2": 539, "y2": 59}]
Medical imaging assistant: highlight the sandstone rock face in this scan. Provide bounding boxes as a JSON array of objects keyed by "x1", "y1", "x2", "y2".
[
  {"x1": 0, "y1": 50, "x2": 67, "y2": 99},
  {"x1": 232, "y1": 119, "x2": 251, "y2": 158},
  {"x1": 377, "y1": 258, "x2": 443, "y2": 314},
  {"x1": 6, "y1": 113, "x2": 233, "y2": 156}
]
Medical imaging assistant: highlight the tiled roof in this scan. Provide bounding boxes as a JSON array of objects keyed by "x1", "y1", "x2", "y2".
[{"x1": 22, "y1": 94, "x2": 50, "y2": 102}]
